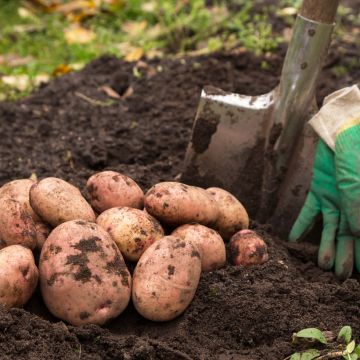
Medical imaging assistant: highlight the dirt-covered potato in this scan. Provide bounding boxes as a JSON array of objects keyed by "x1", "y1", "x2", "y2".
[
  {"x1": 172, "y1": 224, "x2": 226, "y2": 272},
  {"x1": 30, "y1": 177, "x2": 96, "y2": 227},
  {"x1": 206, "y1": 187, "x2": 249, "y2": 240},
  {"x1": 0, "y1": 196, "x2": 37, "y2": 249},
  {"x1": 0, "y1": 245, "x2": 38, "y2": 308},
  {"x1": 97, "y1": 207, "x2": 164, "y2": 261},
  {"x1": 87, "y1": 171, "x2": 144, "y2": 213},
  {"x1": 132, "y1": 235, "x2": 201, "y2": 321},
  {"x1": 40, "y1": 220, "x2": 131, "y2": 326},
  {"x1": 144, "y1": 182, "x2": 219, "y2": 227},
  {"x1": 0, "y1": 179, "x2": 51, "y2": 250},
  {"x1": 229, "y1": 230, "x2": 268, "y2": 266}
]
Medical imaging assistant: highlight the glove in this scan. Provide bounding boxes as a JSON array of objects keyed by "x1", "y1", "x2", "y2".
[
  {"x1": 289, "y1": 139, "x2": 354, "y2": 280},
  {"x1": 335, "y1": 122, "x2": 360, "y2": 273}
]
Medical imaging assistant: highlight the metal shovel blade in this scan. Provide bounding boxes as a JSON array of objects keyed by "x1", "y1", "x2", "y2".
[
  {"x1": 182, "y1": 86, "x2": 275, "y2": 216},
  {"x1": 181, "y1": 10, "x2": 336, "y2": 236}
]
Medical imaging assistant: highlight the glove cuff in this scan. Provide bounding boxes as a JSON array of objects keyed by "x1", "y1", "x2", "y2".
[
  {"x1": 335, "y1": 121, "x2": 360, "y2": 152},
  {"x1": 309, "y1": 85, "x2": 360, "y2": 150}
]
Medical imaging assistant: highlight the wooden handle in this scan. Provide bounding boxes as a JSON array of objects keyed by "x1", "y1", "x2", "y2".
[{"x1": 300, "y1": 0, "x2": 340, "y2": 23}]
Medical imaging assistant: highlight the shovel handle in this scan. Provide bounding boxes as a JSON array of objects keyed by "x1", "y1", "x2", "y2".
[{"x1": 300, "y1": 0, "x2": 340, "y2": 23}]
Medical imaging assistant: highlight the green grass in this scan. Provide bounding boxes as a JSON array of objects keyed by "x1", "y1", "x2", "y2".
[{"x1": 0, "y1": 0, "x2": 357, "y2": 100}]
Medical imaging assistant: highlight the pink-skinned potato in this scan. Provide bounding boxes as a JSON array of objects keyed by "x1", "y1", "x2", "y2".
[
  {"x1": 172, "y1": 224, "x2": 226, "y2": 272},
  {"x1": 39, "y1": 220, "x2": 131, "y2": 326},
  {"x1": 87, "y1": 171, "x2": 144, "y2": 213},
  {"x1": 0, "y1": 196, "x2": 37, "y2": 249},
  {"x1": 0, "y1": 179, "x2": 51, "y2": 250},
  {"x1": 206, "y1": 187, "x2": 249, "y2": 240},
  {"x1": 97, "y1": 207, "x2": 164, "y2": 261},
  {"x1": 144, "y1": 182, "x2": 219, "y2": 227},
  {"x1": 30, "y1": 177, "x2": 96, "y2": 227},
  {"x1": 0, "y1": 245, "x2": 38, "y2": 308},
  {"x1": 132, "y1": 235, "x2": 201, "y2": 321},
  {"x1": 229, "y1": 230, "x2": 268, "y2": 266}
]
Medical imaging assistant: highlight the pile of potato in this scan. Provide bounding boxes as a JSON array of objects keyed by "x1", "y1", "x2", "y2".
[{"x1": 0, "y1": 170, "x2": 268, "y2": 326}]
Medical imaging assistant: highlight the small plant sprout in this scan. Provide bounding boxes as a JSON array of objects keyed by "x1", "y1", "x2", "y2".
[{"x1": 284, "y1": 326, "x2": 360, "y2": 360}]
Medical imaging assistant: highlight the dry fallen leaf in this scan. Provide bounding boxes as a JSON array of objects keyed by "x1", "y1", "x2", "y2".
[
  {"x1": 29, "y1": 172, "x2": 38, "y2": 181},
  {"x1": 122, "y1": 86, "x2": 134, "y2": 99},
  {"x1": 33, "y1": 73, "x2": 50, "y2": 86},
  {"x1": 64, "y1": 25, "x2": 96, "y2": 44},
  {"x1": 53, "y1": 0, "x2": 96, "y2": 15},
  {"x1": 277, "y1": 7, "x2": 297, "y2": 17},
  {"x1": 53, "y1": 64, "x2": 72, "y2": 76},
  {"x1": 18, "y1": 6, "x2": 38, "y2": 20},
  {"x1": 1, "y1": 75, "x2": 30, "y2": 91},
  {"x1": 122, "y1": 20, "x2": 147, "y2": 38},
  {"x1": 124, "y1": 47, "x2": 144, "y2": 62},
  {"x1": 0, "y1": 54, "x2": 34, "y2": 67},
  {"x1": 100, "y1": 86, "x2": 121, "y2": 99}
]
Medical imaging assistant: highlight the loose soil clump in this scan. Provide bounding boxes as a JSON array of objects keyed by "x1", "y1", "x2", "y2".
[{"x1": 0, "y1": 28, "x2": 359, "y2": 360}]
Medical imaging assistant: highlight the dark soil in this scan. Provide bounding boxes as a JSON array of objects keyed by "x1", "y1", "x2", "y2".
[{"x1": 0, "y1": 8, "x2": 360, "y2": 360}]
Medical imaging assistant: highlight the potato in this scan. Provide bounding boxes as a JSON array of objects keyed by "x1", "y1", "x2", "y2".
[
  {"x1": 0, "y1": 196, "x2": 37, "y2": 249},
  {"x1": 206, "y1": 187, "x2": 249, "y2": 240},
  {"x1": 87, "y1": 171, "x2": 144, "y2": 213},
  {"x1": 229, "y1": 230, "x2": 268, "y2": 266},
  {"x1": 144, "y1": 182, "x2": 219, "y2": 227},
  {"x1": 0, "y1": 179, "x2": 51, "y2": 250},
  {"x1": 39, "y1": 220, "x2": 131, "y2": 326},
  {"x1": 132, "y1": 235, "x2": 201, "y2": 321},
  {"x1": 97, "y1": 207, "x2": 164, "y2": 261},
  {"x1": 0, "y1": 245, "x2": 38, "y2": 308},
  {"x1": 172, "y1": 224, "x2": 226, "y2": 272},
  {"x1": 30, "y1": 177, "x2": 96, "y2": 227}
]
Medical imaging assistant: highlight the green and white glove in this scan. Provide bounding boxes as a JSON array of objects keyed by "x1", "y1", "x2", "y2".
[
  {"x1": 290, "y1": 85, "x2": 360, "y2": 279},
  {"x1": 289, "y1": 139, "x2": 354, "y2": 279}
]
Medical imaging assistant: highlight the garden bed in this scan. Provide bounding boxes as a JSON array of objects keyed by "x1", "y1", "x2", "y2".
[{"x1": 0, "y1": 33, "x2": 359, "y2": 359}]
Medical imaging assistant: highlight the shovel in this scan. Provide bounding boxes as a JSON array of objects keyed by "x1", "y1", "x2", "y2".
[{"x1": 181, "y1": 0, "x2": 340, "y2": 236}]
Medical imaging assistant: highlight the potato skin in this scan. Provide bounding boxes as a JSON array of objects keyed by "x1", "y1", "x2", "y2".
[
  {"x1": 0, "y1": 245, "x2": 38, "y2": 308},
  {"x1": 206, "y1": 187, "x2": 249, "y2": 240},
  {"x1": 87, "y1": 171, "x2": 144, "y2": 213},
  {"x1": 132, "y1": 235, "x2": 201, "y2": 321},
  {"x1": 229, "y1": 230, "x2": 268, "y2": 266},
  {"x1": 0, "y1": 197, "x2": 37, "y2": 249},
  {"x1": 30, "y1": 177, "x2": 96, "y2": 227},
  {"x1": 40, "y1": 220, "x2": 131, "y2": 326},
  {"x1": 144, "y1": 182, "x2": 219, "y2": 227},
  {"x1": 0, "y1": 179, "x2": 51, "y2": 250},
  {"x1": 172, "y1": 224, "x2": 226, "y2": 272},
  {"x1": 97, "y1": 207, "x2": 164, "y2": 261}
]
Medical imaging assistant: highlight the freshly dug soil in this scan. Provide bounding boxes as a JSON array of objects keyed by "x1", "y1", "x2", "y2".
[{"x1": 0, "y1": 18, "x2": 360, "y2": 360}]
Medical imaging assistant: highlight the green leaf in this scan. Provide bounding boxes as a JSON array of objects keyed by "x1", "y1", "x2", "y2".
[
  {"x1": 347, "y1": 353, "x2": 358, "y2": 360},
  {"x1": 354, "y1": 344, "x2": 360, "y2": 356},
  {"x1": 300, "y1": 349, "x2": 321, "y2": 359},
  {"x1": 338, "y1": 326, "x2": 352, "y2": 344},
  {"x1": 290, "y1": 353, "x2": 301, "y2": 360},
  {"x1": 296, "y1": 328, "x2": 328, "y2": 345},
  {"x1": 347, "y1": 340, "x2": 356, "y2": 354}
]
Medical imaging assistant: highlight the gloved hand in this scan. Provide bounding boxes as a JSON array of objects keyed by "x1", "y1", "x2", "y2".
[
  {"x1": 289, "y1": 139, "x2": 354, "y2": 279},
  {"x1": 335, "y1": 122, "x2": 360, "y2": 273},
  {"x1": 292, "y1": 85, "x2": 360, "y2": 279}
]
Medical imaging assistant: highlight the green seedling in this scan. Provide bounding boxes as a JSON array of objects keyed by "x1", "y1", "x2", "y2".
[{"x1": 285, "y1": 326, "x2": 360, "y2": 360}]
